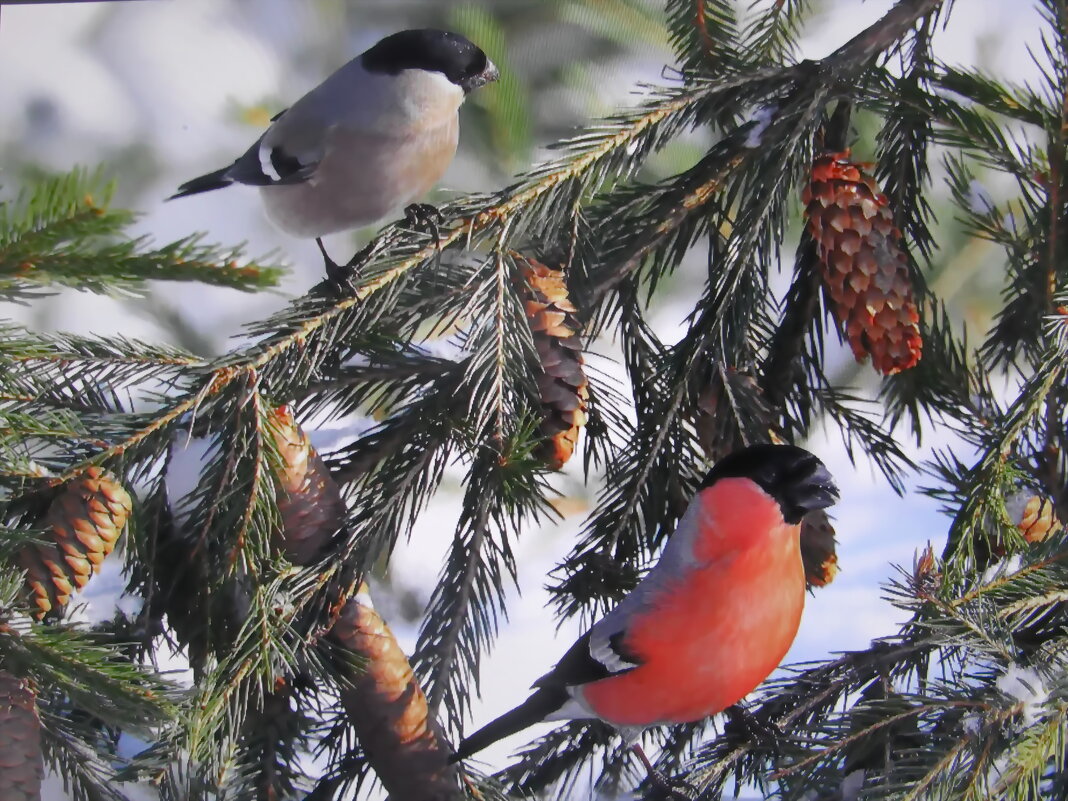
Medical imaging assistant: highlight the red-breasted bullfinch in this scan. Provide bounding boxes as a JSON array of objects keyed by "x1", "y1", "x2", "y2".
[
  {"x1": 451, "y1": 444, "x2": 839, "y2": 772},
  {"x1": 170, "y1": 29, "x2": 498, "y2": 276}
]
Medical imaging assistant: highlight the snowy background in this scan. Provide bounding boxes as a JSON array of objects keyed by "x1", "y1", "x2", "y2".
[{"x1": 0, "y1": 0, "x2": 1049, "y2": 797}]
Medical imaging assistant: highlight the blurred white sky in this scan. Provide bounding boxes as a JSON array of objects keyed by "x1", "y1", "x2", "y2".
[{"x1": 0, "y1": 0, "x2": 1051, "y2": 797}]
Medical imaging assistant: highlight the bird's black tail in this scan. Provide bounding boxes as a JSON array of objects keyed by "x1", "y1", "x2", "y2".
[
  {"x1": 168, "y1": 167, "x2": 233, "y2": 200},
  {"x1": 450, "y1": 687, "x2": 565, "y2": 763}
]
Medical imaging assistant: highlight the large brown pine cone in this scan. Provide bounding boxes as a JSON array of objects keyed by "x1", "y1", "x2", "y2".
[
  {"x1": 268, "y1": 405, "x2": 345, "y2": 566},
  {"x1": 515, "y1": 254, "x2": 589, "y2": 469},
  {"x1": 0, "y1": 672, "x2": 43, "y2": 801},
  {"x1": 803, "y1": 151, "x2": 922, "y2": 375},
  {"x1": 330, "y1": 586, "x2": 458, "y2": 801},
  {"x1": 18, "y1": 467, "x2": 132, "y2": 618}
]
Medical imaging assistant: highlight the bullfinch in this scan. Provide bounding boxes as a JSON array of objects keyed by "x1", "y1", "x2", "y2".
[
  {"x1": 170, "y1": 29, "x2": 498, "y2": 279},
  {"x1": 451, "y1": 444, "x2": 839, "y2": 780}
]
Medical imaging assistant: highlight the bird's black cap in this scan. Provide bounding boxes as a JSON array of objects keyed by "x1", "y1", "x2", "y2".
[
  {"x1": 699, "y1": 444, "x2": 839, "y2": 524},
  {"x1": 361, "y1": 29, "x2": 498, "y2": 92}
]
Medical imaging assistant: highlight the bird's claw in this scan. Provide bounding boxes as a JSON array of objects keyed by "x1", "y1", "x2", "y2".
[
  {"x1": 632, "y1": 743, "x2": 699, "y2": 801},
  {"x1": 316, "y1": 237, "x2": 377, "y2": 296},
  {"x1": 723, "y1": 703, "x2": 780, "y2": 755},
  {"x1": 404, "y1": 202, "x2": 446, "y2": 263},
  {"x1": 404, "y1": 202, "x2": 445, "y2": 235},
  {"x1": 316, "y1": 237, "x2": 354, "y2": 294},
  {"x1": 645, "y1": 768, "x2": 699, "y2": 801}
]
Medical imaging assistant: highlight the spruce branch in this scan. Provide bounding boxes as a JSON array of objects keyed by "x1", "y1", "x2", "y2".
[
  {"x1": 759, "y1": 235, "x2": 821, "y2": 422},
  {"x1": 664, "y1": 0, "x2": 738, "y2": 69},
  {"x1": 0, "y1": 168, "x2": 283, "y2": 297},
  {"x1": 939, "y1": 332, "x2": 1067, "y2": 568},
  {"x1": 413, "y1": 443, "x2": 555, "y2": 733},
  {"x1": 876, "y1": 14, "x2": 937, "y2": 265},
  {"x1": 0, "y1": 610, "x2": 179, "y2": 736},
  {"x1": 823, "y1": 0, "x2": 946, "y2": 71},
  {"x1": 6, "y1": 1, "x2": 1068, "y2": 798},
  {"x1": 583, "y1": 145, "x2": 745, "y2": 310},
  {"x1": 741, "y1": 0, "x2": 811, "y2": 64}
]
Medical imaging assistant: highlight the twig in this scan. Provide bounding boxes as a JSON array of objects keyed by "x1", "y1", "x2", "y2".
[{"x1": 425, "y1": 495, "x2": 492, "y2": 719}]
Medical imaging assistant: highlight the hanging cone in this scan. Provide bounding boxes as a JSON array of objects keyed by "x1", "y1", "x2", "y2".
[
  {"x1": 267, "y1": 405, "x2": 346, "y2": 566},
  {"x1": 1005, "y1": 491, "x2": 1062, "y2": 544},
  {"x1": 912, "y1": 543, "x2": 940, "y2": 596},
  {"x1": 18, "y1": 467, "x2": 132, "y2": 618},
  {"x1": 514, "y1": 253, "x2": 589, "y2": 470},
  {"x1": 0, "y1": 672, "x2": 43, "y2": 801},
  {"x1": 694, "y1": 366, "x2": 772, "y2": 463},
  {"x1": 803, "y1": 151, "x2": 922, "y2": 375},
  {"x1": 330, "y1": 585, "x2": 458, "y2": 801},
  {"x1": 800, "y1": 509, "x2": 839, "y2": 589}
]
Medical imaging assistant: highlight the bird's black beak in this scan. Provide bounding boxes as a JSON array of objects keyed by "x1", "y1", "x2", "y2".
[
  {"x1": 463, "y1": 59, "x2": 500, "y2": 93},
  {"x1": 791, "y1": 463, "x2": 840, "y2": 514}
]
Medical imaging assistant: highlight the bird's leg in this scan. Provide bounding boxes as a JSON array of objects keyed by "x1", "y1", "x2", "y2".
[
  {"x1": 317, "y1": 237, "x2": 381, "y2": 296},
  {"x1": 723, "y1": 703, "x2": 780, "y2": 755},
  {"x1": 317, "y1": 237, "x2": 355, "y2": 292},
  {"x1": 631, "y1": 743, "x2": 697, "y2": 801}
]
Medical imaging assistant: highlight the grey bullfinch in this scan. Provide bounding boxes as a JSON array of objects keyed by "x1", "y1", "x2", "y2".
[{"x1": 170, "y1": 28, "x2": 498, "y2": 280}]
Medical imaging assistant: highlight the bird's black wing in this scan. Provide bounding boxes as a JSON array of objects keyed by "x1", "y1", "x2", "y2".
[
  {"x1": 170, "y1": 127, "x2": 319, "y2": 200},
  {"x1": 532, "y1": 629, "x2": 642, "y2": 691},
  {"x1": 452, "y1": 628, "x2": 644, "y2": 762},
  {"x1": 451, "y1": 632, "x2": 642, "y2": 762},
  {"x1": 225, "y1": 133, "x2": 319, "y2": 187}
]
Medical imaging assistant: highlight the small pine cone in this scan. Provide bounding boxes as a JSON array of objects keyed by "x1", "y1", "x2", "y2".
[
  {"x1": 694, "y1": 367, "x2": 772, "y2": 462},
  {"x1": 515, "y1": 254, "x2": 589, "y2": 469},
  {"x1": 330, "y1": 585, "x2": 458, "y2": 801},
  {"x1": 803, "y1": 151, "x2": 922, "y2": 375},
  {"x1": 1005, "y1": 491, "x2": 1062, "y2": 544},
  {"x1": 0, "y1": 672, "x2": 43, "y2": 801},
  {"x1": 18, "y1": 467, "x2": 132, "y2": 618},
  {"x1": 268, "y1": 405, "x2": 345, "y2": 566},
  {"x1": 912, "y1": 543, "x2": 940, "y2": 595},
  {"x1": 800, "y1": 509, "x2": 838, "y2": 589}
]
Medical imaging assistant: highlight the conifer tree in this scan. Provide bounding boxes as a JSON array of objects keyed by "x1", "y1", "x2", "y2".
[{"x1": 2, "y1": 1, "x2": 1068, "y2": 800}]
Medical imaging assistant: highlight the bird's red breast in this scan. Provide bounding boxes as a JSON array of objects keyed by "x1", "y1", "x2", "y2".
[{"x1": 578, "y1": 477, "x2": 805, "y2": 726}]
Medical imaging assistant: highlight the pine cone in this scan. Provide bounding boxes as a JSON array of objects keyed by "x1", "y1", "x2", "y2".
[
  {"x1": 515, "y1": 254, "x2": 589, "y2": 469},
  {"x1": 330, "y1": 585, "x2": 458, "y2": 801},
  {"x1": 0, "y1": 672, "x2": 43, "y2": 801},
  {"x1": 803, "y1": 151, "x2": 922, "y2": 375},
  {"x1": 18, "y1": 467, "x2": 132, "y2": 618},
  {"x1": 800, "y1": 509, "x2": 839, "y2": 589},
  {"x1": 268, "y1": 405, "x2": 345, "y2": 566},
  {"x1": 1005, "y1": 491, "x2": 1062, "y2": 544},
  {"x1": 912, "y1": 544, "x2": 940, "y2": 596},
  {"x1": 694, "y1": 367, "x2": 772, "y2": 462}
]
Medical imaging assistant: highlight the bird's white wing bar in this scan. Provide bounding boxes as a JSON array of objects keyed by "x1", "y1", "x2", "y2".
[
  {"x1": 258, "y1": 141, "x2": 282, "y2": 183},
  {"x1": 588, "y1": 626, "x2": 641, "y2": 674}
]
